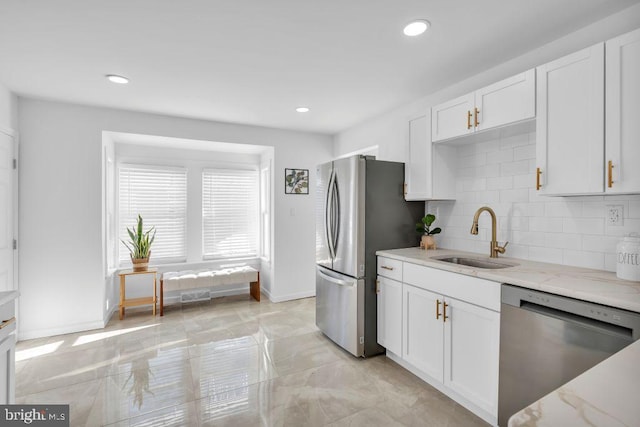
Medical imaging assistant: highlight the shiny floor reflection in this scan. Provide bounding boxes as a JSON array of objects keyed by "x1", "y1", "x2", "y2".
[{"x1": 15, "y1": 295, "x2": 488, "y2": 426}]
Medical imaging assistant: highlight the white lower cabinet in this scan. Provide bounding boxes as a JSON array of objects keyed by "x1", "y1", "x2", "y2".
[
  {"x1": 443, "y1": 297, "x2": 500, "y2": 417},
  {"x1": 376, "y1": 275, "x2": 403, "y2": 356},
  {"x1": 378, "y1": 256, "x2": 500, "y2": 424},
  {"x1": 403, "y1": 285, "x2": 443, "y2": 380}
]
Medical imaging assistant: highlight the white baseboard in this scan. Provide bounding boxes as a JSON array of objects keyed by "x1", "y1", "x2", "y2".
[
  {"x1": 19, "y1": 319, "x2": 106, "y2": 341},
  {"x1": 268, "y1": 289, "x2": 315, "y2": 303}
]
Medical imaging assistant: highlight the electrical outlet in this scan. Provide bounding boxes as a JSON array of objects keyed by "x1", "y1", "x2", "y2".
[{"x1": 606, "y1": 205, "x2": 624, "y2": 226}]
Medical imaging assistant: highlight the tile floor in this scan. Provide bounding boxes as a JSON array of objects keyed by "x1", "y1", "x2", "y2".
[{"x1": 15, "y1": 295, "x2": 488, "y2": 426}]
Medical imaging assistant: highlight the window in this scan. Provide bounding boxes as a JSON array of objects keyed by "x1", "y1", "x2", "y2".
[
  {"x1": 118, "y1": 165, "x2": 187, "y2": 264},
  {"x1": 202, "y1": 168, "x2": 259, "y2": 259},
  {"x1": 260, "y1": 165, "x2": 270, "y2": 260}
]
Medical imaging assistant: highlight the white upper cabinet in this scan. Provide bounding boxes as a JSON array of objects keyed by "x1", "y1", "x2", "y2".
[
  {"x1": 431, "y1": 69, "x2": 535, "y2": 143},
  {"x1": 405, "y1": 115, "x2": 432, "y2": 200},
  {"x1": 606, "y1": 28, "x2": 640, "y2": 194},
  {"x1": 431, "y1": 93, "x2": 475, "y2": 142},
  {"x1": 405, "y1": 114, "x2": 457, "y2": 201},
  {"x1": 536, "y1": 43, "x2": 605, "y2": 196},
  {"x1": 475, "y1": 69, "x2": 535, "y2": 132}
]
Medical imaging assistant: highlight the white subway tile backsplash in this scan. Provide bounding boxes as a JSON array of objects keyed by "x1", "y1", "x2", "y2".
[
  {"x1": 512, "y1": 173, "x2": 534, "y2": 189},
  {"x1": 510, "y1": 231, "x2": 545, "y2": 246},
  {"x1": 530, "y1": 217, "x2": 563, "y2": 233},
  {"x1": 487, "y1": 176, "x2": 513, "y2": 191},
  {"x1": 513, "y1": 144, "x2": 536, "y2": 161},
  {"x1": 563, "y1": 217, "x2": 604, "y2": 235},
  {"x1": 544, "y1": 233, "x2": 582, "y2": 250},
  {"x1": 486, "y1": 148, "x2": 514, "y2": 165},
  {"x1": 500, "y1": 188, "x2": 529, "y2": 203},
  {"x1": 512, "y1": 202, "x2": 545, "y2": 217},
  {"x1": 529, "y1": 246, "x2": 563, "y2": 264},
  {"x1": 563, "y1": 250, "x2": 605, "y2": 270},
  {"x1": 500, "y1": 160, "x2": 530, "y2": 176},
  {"x1": 582, "y1": 235, "x2": 620, "y2": 253},
  {"x1": 545, "y1": 201, "x2": 582, "y2": 217},
  {"x1": 460, "y1": 153, "x2": 487, "y2": 168},
  {"x1": 604, "y1": 253, "x2": 617, "y2": 272},
  {"x1": 500, "y1": 134, "x2": 529, "y2": 150},
  {"x1": 428, "y1": 130, "x2": 639, "y2": 272}
]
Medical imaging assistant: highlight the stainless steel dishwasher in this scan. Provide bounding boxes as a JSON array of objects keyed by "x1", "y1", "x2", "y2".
[{"x1": 498, "y1": 284, "x2": 640, "y2": 426}]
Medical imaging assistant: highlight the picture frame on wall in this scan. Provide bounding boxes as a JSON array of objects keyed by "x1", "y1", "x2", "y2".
[{"x1": 285, "y1": 168, "x2": 309, "y2": 194}]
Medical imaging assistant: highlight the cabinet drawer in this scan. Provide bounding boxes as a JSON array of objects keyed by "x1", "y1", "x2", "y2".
[
  {"x1": 377, "y1": 257, "x2": 403, "y2": 281},
  {"x1": 403, "y1": 263, "x2": 500, "y2": 311}
]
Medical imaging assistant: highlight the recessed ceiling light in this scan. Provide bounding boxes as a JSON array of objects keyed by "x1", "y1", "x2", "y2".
[
  {"x1": 403, "y1": 20, "x2": 430, "y2": 37},
  {"x1": 296, "y1": 107, "x2": 310, "y2": 113},
  {"x1": 106, "y1": 74, "x2": 129, "y2": 84}
]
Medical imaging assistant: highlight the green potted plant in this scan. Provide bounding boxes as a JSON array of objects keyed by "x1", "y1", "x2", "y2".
[
  {"x1": 121, "y1": 214, "x2": 156, "y2": 271},
  {"x1": 416, "y1": 213, "x2": 441, "y2": 250}
]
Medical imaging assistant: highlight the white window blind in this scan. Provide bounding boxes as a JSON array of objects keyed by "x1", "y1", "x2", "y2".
[
  {"x1": 202, "y1": 168, "x2": 259, "y2": 259},
  {"x1": 118, "y1": 165, "x2": 187, "y2": 264}
]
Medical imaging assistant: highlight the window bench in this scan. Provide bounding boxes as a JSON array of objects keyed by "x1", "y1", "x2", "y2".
[{"x1": 160, "y1": 266, "x2": 260, "y2": 315}]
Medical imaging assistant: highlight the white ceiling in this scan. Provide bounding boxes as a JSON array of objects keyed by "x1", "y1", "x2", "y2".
[{"x1": 0, "y1": 0, "x2": 637, "y2": 134}]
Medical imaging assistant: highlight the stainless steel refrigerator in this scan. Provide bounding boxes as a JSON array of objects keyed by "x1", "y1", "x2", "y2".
[{"x1": 315, "y1": 155, "x2": 423, "y2": 357}]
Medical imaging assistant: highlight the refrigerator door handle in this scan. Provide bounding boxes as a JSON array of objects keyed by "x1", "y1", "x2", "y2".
[
  {"x1": 326, "y1": 170, "x2": 336, "y2": 259},
  {"x1": 317, "y1": 268, "x2": 354, "y2": 287},
  {"x1": 331, "y1": 172, "x2": 340, "y2": 256}
]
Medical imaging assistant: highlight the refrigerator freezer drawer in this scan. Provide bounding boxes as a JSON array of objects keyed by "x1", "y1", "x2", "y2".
[{"x1": 316, "y1": 266, "x2": 364, "y2": 357}]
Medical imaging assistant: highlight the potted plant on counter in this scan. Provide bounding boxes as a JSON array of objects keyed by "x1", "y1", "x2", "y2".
[
  {"x1": 121, "y1": 214, "x2": 156, "y2": 271},
  {"x1": 416, "y1": 213, "x2": 441, "y2": 250}
]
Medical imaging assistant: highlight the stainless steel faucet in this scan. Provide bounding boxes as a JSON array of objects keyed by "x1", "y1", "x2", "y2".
[{"x1": 470, "y1": 206, "x2": 509, "y2": 258}]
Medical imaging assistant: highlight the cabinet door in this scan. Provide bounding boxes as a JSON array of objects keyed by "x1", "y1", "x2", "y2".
[
  {"x1": 475, "y1": 69, "x2": 535, "y2": 132},
  {"x1": 431, "y1": 93, "x2": 475, "y2": 142},
  {"x1": 403, "y1": 284, "x2": 443, "y2": 381},
  {"x1": 0, "y1": 335, "x2": 15, "y2": 404},
  {"x1": 536, "y1": 43, "x2": 604, "y2": 195},
  {"x1": 405, "y1": 115, "x2": 431, "y2": 200},
  {"x1": 443, "y1": 297, "x2": 499, "y2": 417},
  {"x1": 606, "y1": 28, "x2": 640, "y2": 194},
  {"x1": 377, "y1": 276, "x2": 402, "y2": 355}
]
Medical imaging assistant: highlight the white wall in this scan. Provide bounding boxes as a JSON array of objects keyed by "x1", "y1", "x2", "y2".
[
  {"x1": 334, "y1": 4, "x2": 640, "y2": 271},
  {"x1": 18, "y1": 98, "x2": 332, "y2": 339},
  {"x1": 0, "y1": 82, "x2": 18, "y2": 131}
]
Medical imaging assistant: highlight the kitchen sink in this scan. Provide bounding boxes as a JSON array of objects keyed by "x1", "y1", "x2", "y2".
[{"x1": 433, "y1": 256, "x2": 517, "y2": 270}]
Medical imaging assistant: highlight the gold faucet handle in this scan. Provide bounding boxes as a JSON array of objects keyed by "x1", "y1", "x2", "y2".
[{"x1": 495, "y1": 241, "x2": 509, "y2": 254}]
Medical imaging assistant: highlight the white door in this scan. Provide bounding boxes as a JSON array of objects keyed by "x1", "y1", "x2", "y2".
[
  {"x1": 0, "y1": 133, "x2": 13, "y2": 292},
  {"x1": 475, "y1": 69, "x2": 535, "y2": 132},
  {"x1": 443, "y1": 297, "x2": 500, "y2": 417},
  {"x1": 536, "y1": 43, "x2": 605, "y2": 195},
  {"x1": 403, "y1": 284, "x2": 443, "y2": 381},
  {"x1": 606, "y1": 28, "x2": 640, "y2": 194},
  {"x1": 431, "y1": 93, "x2": 475, "y2": 142},
  {"x1": 377, "y1": 276, "x2": 402, "y2": 355},
  {"x1": 405, "y1": 114, "x2": 431, "y2": 200}
]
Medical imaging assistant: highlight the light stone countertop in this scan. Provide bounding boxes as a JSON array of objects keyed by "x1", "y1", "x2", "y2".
[
  {"x1": 376, "y1": 247, "x2": 640, "y2": 427},
  {"x1": 376, "y1": 247, "x2": 640, "y2": 313}
]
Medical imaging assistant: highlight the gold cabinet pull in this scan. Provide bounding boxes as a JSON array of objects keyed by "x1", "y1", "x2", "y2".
[
  {"x1": 0, "y1": 317, "x2": 15, "y2": 329},
  {"x1": 436, "y1": 299, "x2": 441, "y2": 320},
  {"x1": 403, "y1": 183, "x2": 408, "y2": 195},
  {"x1": 467, "y1": 111, "x2": 472, "y2": 129},
  {"x1": 381, "y1": 266, "x2": 394, "y2": 271},
  {"x1": 536, "y1": 167, "x2": 542, "y2": 190},
  {"x1": 608, "y1": 160, "x2": 614, "y2": 188},
  {"x1": 443, "y1": 302, "x2": 449, "y2": 322},
  {"x1": 474, "y1": 107, "x2": 480, "y2": 127},
  {"x1": 375, "y1": 280, "x2": 380, "y2": 294}
]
